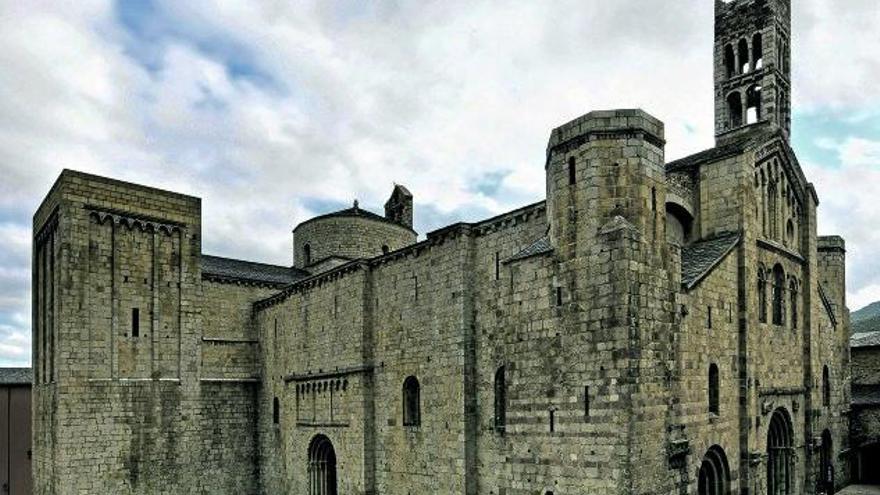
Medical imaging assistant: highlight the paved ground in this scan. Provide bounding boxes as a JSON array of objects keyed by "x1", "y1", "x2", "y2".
[{"x1": 837, "y1": 485, "x2": 880, "y2": 495}]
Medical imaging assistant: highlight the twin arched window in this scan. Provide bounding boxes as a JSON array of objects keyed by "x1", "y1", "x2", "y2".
[
  {"x1": 723, "y1": 32, "x2": 764, "y2": 80},
  {"x1": 403, "y1": 376, "x2": 421, "y2": 426}
]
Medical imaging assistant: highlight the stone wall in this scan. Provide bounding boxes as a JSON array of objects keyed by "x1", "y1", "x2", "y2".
[
  {"x1": 32, "y1": 170, "x2": 261, "y2": 495},
  {"x1": 293, "y1": 213, "x2": 416, "y2": 271}
]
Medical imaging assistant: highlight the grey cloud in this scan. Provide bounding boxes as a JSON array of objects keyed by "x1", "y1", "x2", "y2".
[{"x1": 1, "y1": 0, "x2": 878, "y2": 367}]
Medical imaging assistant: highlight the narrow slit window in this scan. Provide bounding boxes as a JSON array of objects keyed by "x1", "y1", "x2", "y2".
[
  {"x1": 495, "y1": 252, "x2": 500, "y2": 281},
  {"x1": 584, "y1": 386, "x2": 590, "y2": 419},
  {"x1": 708, "y1": 306, "x2": 713, "y2": 329},
  {"x1": 273, "y1": 397, "x2": 280, "y2": 424},
  {"x1": 131, "y1": 308, "x2": 140, "y2": 338},
  {"x1": 568, "y1": 156, "x2": 577, "y2": 185},
  {"x1": 549, "y1": 409, "x2": 555, "y2": 432},
  {"x1": 494, "y1": 366, "x2": 506, "y2": 431},
  {"x1": 709, "y1": 364, "x2": 720, "y2": 414},
  {"x1": 556, "y1": 286, "x2": 563, "y2": 307}
]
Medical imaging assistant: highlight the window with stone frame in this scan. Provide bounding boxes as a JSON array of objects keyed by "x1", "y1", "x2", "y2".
[
  {"x1": 303, "y1": 243, "x2": 312, "y2": 265},
  {"x1": 789, "y1": 278, "x2": 798, "y2": 329},
  {"x1": 494, "y1": 366, "x2": 506, "y2": 432},
  {"x1": 772, "y1": 264, "x2": 785, "y2": 325},
  {"x1": 758, "y1": 266, "x2": 768, "y2": 323},
  {"x1": 822, "y1": 366, "x2": 831, "y2": 407},
  {"x1": 708, "y1": 363, "x2": 720, "y2": 415},
  {"x1": 402, "y1": 376, "x2": 421, "y2": 427}
]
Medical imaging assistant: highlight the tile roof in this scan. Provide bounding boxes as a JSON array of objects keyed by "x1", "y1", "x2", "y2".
[
  {"x1": 504, "y1": 235, "x2": 553, "y2": 263},
  {"x1": 853, "y1": 385, "x2": 880, "y2": 406},
  {"x1": 297, "y1": 202, "x2": 416, "y2": 233},
  {"x1": 852, "y1": 331, "x2": 880, "y2": 348},
  {"x1": 0, "y1": 367, "x2": 32, "y2": 385},
  {"x1": 681, "y1": 232, "x2": 741, "y2": 289},
  {"x1": 201, "y1": 255, "x2": 308, "y2": 286},
  {"x1": 666, "y1": 126, "x2": 778, "y2": 172}
]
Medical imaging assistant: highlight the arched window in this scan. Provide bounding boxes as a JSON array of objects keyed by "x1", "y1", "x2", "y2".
[
  {"x1": 727, "y1": 92, "x2": 743, "y2": 128},
  {"x1": 823, "y1": 365, "x2": 831, "y2": 407},
  {"x1": 709, "y1": 364, "x2": 720, "y2": 415},
  {"x1": 273, "y1": 397, "x2": 280, "y2": 425},
  {"x1": 753, "y1": 32, "x2": 764, "y2": 69},
  {"x1": 767, "y1": 408, "x2": 793, "y2": 494},
  {"x1": 758, "y1": 266, "x2": 768, "y2": 323},
  {"x1": 724, "y1": 44, "x2": 736, "y2": 78},
  {"x1": 381, "y1": 244, "x2": 389, "y2": 255},
  {"x1": 746, "y1": 84, "x2": 762, "y2": 124},
  {"x1": 403, "y1": 376, "x2": 421, "y2": 426},
  {"x1": 494, "y1": 366, "x2": 506, "y2": 431},
  {"x1": 738, "y1": 38, "x2": 750, "y2": 73},
  {"x1": 303, "y1": 243, "x2": 312, "y2": 266},
  {"x1": 772, "y1": 264, "x2": 785, "y2": 325},
  {"x1": 768, "y1": 181, "x2": 778, "y2": 238},
  {"x1": 789, "y1": 279, "x2": 798, "y2": 329},
  {"x1": 698, "y1": 445, "x2": 731, "y2": 495}
]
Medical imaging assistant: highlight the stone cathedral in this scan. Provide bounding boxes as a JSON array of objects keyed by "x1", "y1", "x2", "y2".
[{"x1": 32, "y1": 1, "x2": 852, "y2": 494}]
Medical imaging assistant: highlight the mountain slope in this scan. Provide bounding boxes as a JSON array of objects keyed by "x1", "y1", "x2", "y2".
[
  {"x1": 852, "y1": 301, "x2": 880, "y2": 322},
  {"x1": 852, "y1": 301, "x2": 880, "y2": 334}
]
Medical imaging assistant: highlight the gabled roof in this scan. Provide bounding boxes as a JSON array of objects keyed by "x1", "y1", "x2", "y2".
[
  {"x1": 681, "y1": 232, "x2": 741, "y2": 289},
  {"x1": 852, "y1": 331, "x2": 880, "y2": 349},
  {"x1": 504, "y1": 235, "x2": 553, "y2": 264},
  {"x1": 666, "y1": 126, "x2": 779, "y2": 173},
  {"x1": 201, "y1": 255, "x2": 308, "y2": 286},
  {"x1": 0, "y1": 367, "x2": 32, "y2": 385}
]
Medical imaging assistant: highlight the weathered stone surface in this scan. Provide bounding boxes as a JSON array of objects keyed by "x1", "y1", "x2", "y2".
[{"x1": 32, "y1": 1, "x2": 854, "y2": 494}]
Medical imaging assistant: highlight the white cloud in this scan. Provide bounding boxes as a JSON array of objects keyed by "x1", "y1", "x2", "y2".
[
  {"x1": 0, "y1": 0, "x2": 879, "y2": 366},
  {"x1": 803, "y1": 136, "x2": 880, "y2": 311}
]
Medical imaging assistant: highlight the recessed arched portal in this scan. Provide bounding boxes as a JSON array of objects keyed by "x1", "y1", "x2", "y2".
[
  {"x1": 697, "y1": 445, "x2": 731, "y2": 495},
  {"x1": 767, "y1": 408, "x2": 794, "y2": 495},
  {"x1": 308, "y1": 434, "x2": 337, "y2": 495}
]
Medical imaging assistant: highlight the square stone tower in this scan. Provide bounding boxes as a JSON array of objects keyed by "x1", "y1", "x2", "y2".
[{"x1": 714, "y1": 0, "x2": 792, "y2": 141}]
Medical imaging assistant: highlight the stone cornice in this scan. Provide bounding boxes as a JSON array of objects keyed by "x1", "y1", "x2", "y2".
[{"x1": 86, "y1": 204, "x2": 185, "y2": 236}]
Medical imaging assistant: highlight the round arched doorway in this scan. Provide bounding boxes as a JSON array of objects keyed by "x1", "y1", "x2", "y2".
[
  {"x1": 697, "y1": 445, "x2": 731, "y2": 495},
  {"x1": 308, "y1": 434, "x2": 337, "y2": 495},
  {"x1": 767, "y1": 408, "x2": 794, "y2": 495}
]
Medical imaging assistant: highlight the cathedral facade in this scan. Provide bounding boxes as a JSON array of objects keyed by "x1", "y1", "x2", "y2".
[{"x1": 32, "y1": 0, "x2": 852, "y2": 494}]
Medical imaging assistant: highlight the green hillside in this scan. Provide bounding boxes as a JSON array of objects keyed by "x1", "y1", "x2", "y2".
[
  {"x1": 852, "y1": 302, "x2": 880, "y2": 334},
  {"x1": 852, "y1": 301, "x2": 880, "y2": 322}
]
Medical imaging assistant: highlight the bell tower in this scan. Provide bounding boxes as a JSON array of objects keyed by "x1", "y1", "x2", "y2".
[{"x1": 714, "y1": 0, "x2": 791, "y2": 143}]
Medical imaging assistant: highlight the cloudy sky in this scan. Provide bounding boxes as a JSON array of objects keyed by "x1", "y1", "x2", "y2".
[{"x1": 1, "y1": 0, "x2": 878, "y2": 366}]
